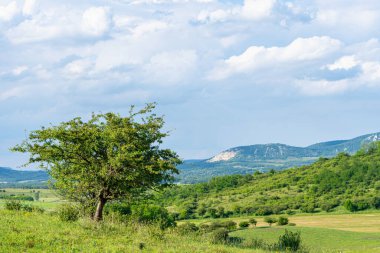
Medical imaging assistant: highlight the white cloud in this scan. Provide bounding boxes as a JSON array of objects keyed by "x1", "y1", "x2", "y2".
[
  {"x1": 326, "y1": 55, "x2": 358, "y2": 71},
  {"x1": 81, "y1": 7, "x2": 111, "y2": 37},
  {"x1": 0, "y1": 1, "x2": 18, "y2": 22},
  {"x1": 210, "y1": 36, "x2": 341, "y2": 80},
  {"x1": 295, "y1": 79, "x2": 349, "y2": 96},
  {"x1": 242, "y1": 0, "x2": 276, "y2": 20},
  {"x1": 12, "y1": 65, "x2": 28, "y2": 76},
  {"x1": 63, "y1": 59, "x2": 93, "y2": 77},
  {"x1": 131, "y1": 20, "x2": 168, "y2": 37},
  {"x1": 22, "y1": 0, "x2": 37, "y2": 16},
  {"x1": 143, "y1": 50, "x2": 198, "y2": 85}
]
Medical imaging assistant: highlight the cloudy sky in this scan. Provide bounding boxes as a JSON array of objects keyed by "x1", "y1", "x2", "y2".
[{"x1": 1, "y1": 0, "x2": 380, "y2": 168}]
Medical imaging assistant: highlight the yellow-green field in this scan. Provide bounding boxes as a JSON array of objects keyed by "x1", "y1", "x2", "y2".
[
  {"x1": 0, "y1": 188, "x2": 63, "y2": 209},
  {"x1": 182, "y1": 212, "x2": 380, "y2": 252}
]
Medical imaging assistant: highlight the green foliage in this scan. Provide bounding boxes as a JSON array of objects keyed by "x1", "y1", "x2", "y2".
[
  {"x1": 264, "y1": 217, "x2": 277, "y2": 227},
  {"x1": 249, "y1": 218, "x2": 257, "y2": 226},
  {"x1": 157, "y1": 142, "x2": 380, "y2": 217},
  {"x1": 5, "y1": 200, "x2": 22, "y2": 211},
  {"x1": 210, "y1": 228, "x2": 229, "y2": 244},
  {"x1": 57, "y1": 204, "x2": 80, "y2": 222},
  {"x1": 12, "y1": 103, "x2": 181, "y2": 221},
  {"x1": 176, "y1": 222, "x2": 199, "y2": 235},
  {"x1": 238, "y1": 221, "x2": 250, "y2": 228},
  {"x1": 277, "y1": 229, "x2": 302, "y2": 251},
  {"x1": 277, "y1": 216, "x2": 289, "y2": 226},
  {"x1": 131, "y1": 204, "x2": 176, "y2": 230}
]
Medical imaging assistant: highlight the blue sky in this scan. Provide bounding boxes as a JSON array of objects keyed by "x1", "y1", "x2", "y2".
[{"x1": 1, "y1": 0, "x2": 380, "y2": 168}]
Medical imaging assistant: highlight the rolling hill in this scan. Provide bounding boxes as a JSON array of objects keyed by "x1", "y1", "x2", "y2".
[
  {"x1": 0, "y1": 167, "x2": 49, "y2": 186},
  {"x1": 178, "y1": 132, "x2": 380, "y2": 183}
]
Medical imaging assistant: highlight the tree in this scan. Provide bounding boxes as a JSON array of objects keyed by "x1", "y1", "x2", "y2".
[
  {"x1": 249, "y1": 218, "x2": 257, "y2": 227},
  {"x1": 12, "y1": 104, "x2": 181, "y2": 221},
  {"x1": 264, "y1": 217, "x2": 277, "y2": 227}
]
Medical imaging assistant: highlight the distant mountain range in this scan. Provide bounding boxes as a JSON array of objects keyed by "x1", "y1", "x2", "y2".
[
  {"x1": 178, "y1": 132, "x2": 380, "y2": 183},
  {"x1": 1, "y1": 132, "x2": 380, "y2": 186},
  {"x1": 0, "y1": 167, "x2": 49, "y2": 186}
]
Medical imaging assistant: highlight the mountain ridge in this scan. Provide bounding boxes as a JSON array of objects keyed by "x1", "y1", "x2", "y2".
[{"x1": 178, "y1": 132, "x2": 380, "y2": 183}]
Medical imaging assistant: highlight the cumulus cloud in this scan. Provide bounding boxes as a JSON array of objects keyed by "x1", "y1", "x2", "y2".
[
  {"x1": 242, "y1": 0, "x2": 276, "y2": 20},
  {"x1": 209, "y1": 36, "x2": 341, "y2": 80},
  {"x1": 143, "y1": 50, "x2": 198, "y2": 85},
  {"x1": 0, "y1": 1, "x2": 19, "y2": 22},
  {"x1": 81, "y1": 7, "x2": 111, "y2": 36},
  {"x1": 22, "y1": 0, "x2": 37, "y2": 16}
]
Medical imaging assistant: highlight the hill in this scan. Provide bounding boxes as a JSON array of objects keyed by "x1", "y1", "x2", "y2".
[
  {"x1": 0, "y1": 167, "x2": 48, "y2": 187},
  {"x1": 178, "y1": 132, "x2": 380, "y2": 183},
  {"x1": 158, "y1": 142, "x2": 380, "y2": 219}
]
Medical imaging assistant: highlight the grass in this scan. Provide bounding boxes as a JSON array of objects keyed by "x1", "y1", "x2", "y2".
[
  {"x1": 0, "y1": 188, "x2": 63, "y2": 210},
  {"x1": 0, "y1": 209, "x2": 264, "y2": 253},
  {"x1": 232, "y1": 226, "x2": 380, "y2": 253},
  {"x1": 182, "y1": 212, "x2": 380, "y2": 252}
]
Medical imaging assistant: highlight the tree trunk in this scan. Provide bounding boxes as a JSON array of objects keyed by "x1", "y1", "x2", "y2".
[{"x1": 94, "y1": 197, "x2": 106, "y2": 221}]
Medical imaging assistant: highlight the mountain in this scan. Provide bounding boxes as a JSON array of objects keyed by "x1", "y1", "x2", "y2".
[
  {"x1": 178, "y1": 132, "x2": 380, "y2": 183},
  {"x1": 0, "y1": 167, "x2": 49, "y2": 186},
  {"x1": 158, "y1": 141, "x2": 380, "y2": 218}
]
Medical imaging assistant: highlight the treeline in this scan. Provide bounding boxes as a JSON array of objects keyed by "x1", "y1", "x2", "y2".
[{"x1": 156, "y1": 142, "x2": 380, "y2": 219}]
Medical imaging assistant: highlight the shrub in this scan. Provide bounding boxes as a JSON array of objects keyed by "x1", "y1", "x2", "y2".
[
  {"x1": 5, "y1": 200, "x2": 22, "y2": 211},
  {"x1": 176, "y1": 222, "x2": 199, "y2": 235},
  {"x1": 249, "y1": 218, "x2": 257, "y2": 227},
  {"x1": 210, "y1": 228, "x2": 229, "y2": 244},
  {"x1": 57, "y1": 204, "x2": 80, "y2": 222},
  {"x1": 239, "y1": 221, "x2": 250, "y2": 228},
  {"x1": 277, "y1": 216, "x2": 289, "y2": 226},
  {"x1": 222, "y1": 221, "x2": 237, "y2": 230},
  {"x1": 131, "y1": 204, "x2": 176, "y2": 230},
  {"x1": 264, "y1": 217, "x2": 277, "y2": 227},
  {"x1": 277, "y1": 229, "x2": 301, "y2": 251},
  {"x1": 255, "y1": 207, "x2": 273, "y2": 216},
  {"x1": 288, "y1": 223, "x2": 296, "y2": 226}
]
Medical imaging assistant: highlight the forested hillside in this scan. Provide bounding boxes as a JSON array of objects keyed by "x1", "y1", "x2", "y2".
[
  {"x1": 159, "y1": 142, "x2": 380, "y2": 219},
  {"x1": 178, "y1": 132, "x2": 380, "y2": 183}
]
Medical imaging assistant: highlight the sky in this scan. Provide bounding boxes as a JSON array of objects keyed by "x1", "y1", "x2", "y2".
[{"x1": 1, "y1": 0, "x2": 380, "y2": 168}]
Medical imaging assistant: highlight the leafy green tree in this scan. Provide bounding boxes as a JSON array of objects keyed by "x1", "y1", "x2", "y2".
[
  {"x1": 238, "y1": 221, "x2": 249, "y2": 228},
  {"x1": 12, "y1": 104, "x2": 181, "y2": 221},
  {"x1": 277, "y1": 216, "x2": 289, "y2": 226},
  {"x1": 264, "y1": 217, "x2": 277, "y2": 227},
  {"x1": 249, "y1": 218, "x2": 257, "y2": 227}
]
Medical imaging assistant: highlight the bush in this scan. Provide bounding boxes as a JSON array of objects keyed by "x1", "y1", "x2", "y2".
[
  {"x1": 288, "y1": 223, "x2": 296, "y2": 226},
  {"x1": 239, "y1": 221, "x2": 250, "y2": 228},
  {"x1": 222, "y1": 221, "x2": 237, "y2": 230},
  {"x1": 264, "y1": 217, "x2": 277, "y2": 227},
  {"x1": 176, "y1": 222, "x2": 199, "y2": 235},
  {"x1": 57, "y1": 204, "x2": 80, "y2": 222},
  {"x1": 277, "y1": 229, "x2": 301, "y2": 251},
  {"x1": 131, "y1": 204, "x2": 176, "y2": 230},
  {"x1": 5, "y1": 200, "x2": 22, "y2": 211},
  {"x1": 277, "y1": 216, "x2": 289, "y2": 226},
  {"x1": 249, "y1": 218, "x2": 257, "y2": 227},
  {"x1": 210, "y1": 228, "x2": 229, "y2": 244}
]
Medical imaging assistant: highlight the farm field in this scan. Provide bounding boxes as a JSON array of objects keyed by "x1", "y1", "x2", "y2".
[
  {"x1": 182, "y1": 212, "x2": 380, "y2": 252},
  {"x1": 0, "y1": 188, "x2": 63, "y2": 210}
]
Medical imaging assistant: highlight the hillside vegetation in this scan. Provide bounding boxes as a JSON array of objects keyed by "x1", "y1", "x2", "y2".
[
  {"x1": 178, "y1": 132, "x2": 380, "y2": 183},
  {"x1": 159, "y1": 142, "x2": 380, "y2": 219}
]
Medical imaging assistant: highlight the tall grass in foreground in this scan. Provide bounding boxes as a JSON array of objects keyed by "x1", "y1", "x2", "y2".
[{"x1": 0, "y1": 209, "x2": 266, "y2": 253}]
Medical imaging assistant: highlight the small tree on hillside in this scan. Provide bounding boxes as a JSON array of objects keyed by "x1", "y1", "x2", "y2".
[
  {"x1": 264, "y1": 217, "x2": 277, "y2": 227},
  {"x1": 249, "y1": 218, "x2": 257, "y2": 227},
  {"x1": 12, "y1": 103, "x2": 181, "y2": 221}
]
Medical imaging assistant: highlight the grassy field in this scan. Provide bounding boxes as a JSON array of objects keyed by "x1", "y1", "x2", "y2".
[
  {"x1": 0, "y1": 188, "x2": 63, "y2": 209},
  {"x1": 0, "y1": 209, "x2": 264, "y2": 253},
  {"x1": 1, "y1": 188, "x2": 380, "y2": 252},
  {"x1": 182, "y1": 212, "x2": 380, "y2": 252}
]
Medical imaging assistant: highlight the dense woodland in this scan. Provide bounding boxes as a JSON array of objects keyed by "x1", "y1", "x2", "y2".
[{"x1": 155, "y1": 142, "x2": 380, "y2": 219}]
